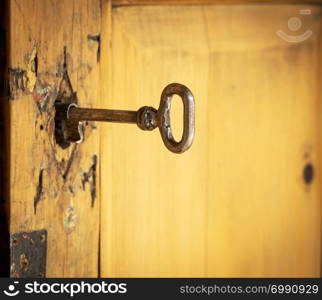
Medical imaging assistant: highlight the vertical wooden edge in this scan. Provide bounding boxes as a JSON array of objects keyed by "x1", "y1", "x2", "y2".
[
  {"x1": 7, "y1": 0, "x2": 102, "y2": 277},
  {"x1": 319, "y1": 9, "x2": 322, "y2": 277},
  {"x1": 313, "y1": 6, "x2": 322, "y2": 277},
  {"x1": 313, "y1": 5, "x2": 322, "y2": 277},
  {"x1": 100, "y1": 0, "x2": 113, "y2": 278},
  {"x1": 0, "y1": 0, "x2": 10, "y2": 277}
]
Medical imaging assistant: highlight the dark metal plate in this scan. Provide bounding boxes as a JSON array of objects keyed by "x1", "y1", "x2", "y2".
[{"x1": 10, "y1": 229, "x2": 47, "y2": 278}]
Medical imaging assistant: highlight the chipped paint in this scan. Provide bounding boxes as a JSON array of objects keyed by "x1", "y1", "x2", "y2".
[
  {"x1": 32, "y1": 82, "x2": 52, "y2": 111},
  {"x1": 25, "y1": 48, "x2": 37, "y2": 92},
  {"x1": 63, "y1": 205, "x2": 77, "y2": 234},
  {"x1": 8, "y1": 48, "x2": 53, "y2": 106}
]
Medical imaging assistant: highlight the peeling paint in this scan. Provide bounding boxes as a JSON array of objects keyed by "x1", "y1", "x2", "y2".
[
  {"x1": 32, "y1": 81, "x2": 52, "y2": 111},
  {"x1": 63, "y1": 205, "x2": 77, "y2": 234},
  {"x1": 25, "y1": 48, "x2": 37, "y2": 92},
  {"x1": 8, "y1": 48, "x2": 53, "y2": 106}
]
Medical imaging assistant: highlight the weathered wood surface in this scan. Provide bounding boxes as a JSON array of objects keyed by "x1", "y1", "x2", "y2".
[
  {"x1": 101, "y1": 3, "x2": 322, "y2": 277},
  {"x1": 7, "y1": 0, "x2": 101, "y2": 277},
  {"x1": 0, "y1": 0, "x2": 10, "y2": 277}
]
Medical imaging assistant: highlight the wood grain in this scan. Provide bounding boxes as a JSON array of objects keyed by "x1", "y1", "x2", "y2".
[
  {"x1": 8, "y1": 0, "x2": 101, "y2": 277},
  {"x1": 0, "y1": 0, "x2": 10, "y2": 277},
  {"x1": 99, "y1": 0, "x2": 113, "y2": 279},
  {"x1": 318, "y1": 6, "x2": 322, "y2": 277},
  {"x1": 113, "y1": 0, "x2": 322, "y2": 6},
  {"x1": 101, "y1": 4, "x2": 322, "y2": 277}
]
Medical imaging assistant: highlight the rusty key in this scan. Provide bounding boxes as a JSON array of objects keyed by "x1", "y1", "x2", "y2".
[{"x1": 55, "y1": 83, "x2": 195, "y2": 154}]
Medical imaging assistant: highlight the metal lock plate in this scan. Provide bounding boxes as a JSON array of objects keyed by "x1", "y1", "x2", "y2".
[{"x1": 10, "y1": 229, "x2": 47, "y2": 278}]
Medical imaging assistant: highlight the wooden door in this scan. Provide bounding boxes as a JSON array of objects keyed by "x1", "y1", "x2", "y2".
[
  {"x1": 2, "y1": 0, "x2": 102, "y2": 277},
  {"x1": 100, "y1": 1, "x2": 322, "y2": 277}
]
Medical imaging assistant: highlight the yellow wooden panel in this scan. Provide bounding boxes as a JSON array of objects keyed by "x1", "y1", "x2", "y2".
[
  {"x1": 8, "y1": 0, "x2": 101, "y2": 277},
  {"x1": 112, "y1": 0, "x2": 322, "y2": 5},
  {"x1": 101, "y1": 4, "x2": 322, "y2": 277}
]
